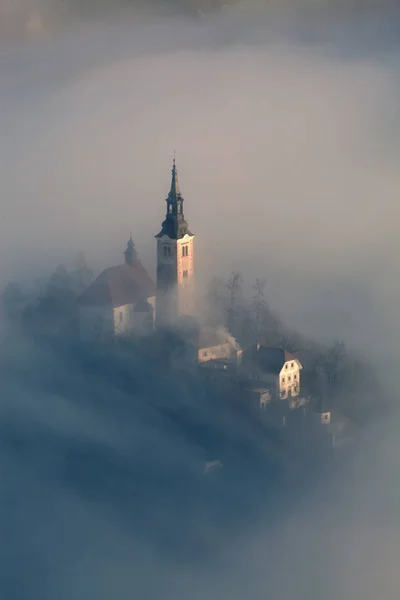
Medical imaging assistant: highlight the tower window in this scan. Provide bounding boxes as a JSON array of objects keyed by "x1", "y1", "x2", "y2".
[
  {"x1": 169, "y1": 204, "x2": 172, "y2": 214},
  {"x1": 164, "y1": 245, "x2": 171, "y2": 257},
  {"x1": 119, "y1": 312, "x2": 123, "y2": 323},
  {"x1": 182, "y1": 246, "x2": 189, "y2": 257}
]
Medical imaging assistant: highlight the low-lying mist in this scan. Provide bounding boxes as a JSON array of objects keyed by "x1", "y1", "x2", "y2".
[{"x1": 1, "y1": 4, "x2": 400, "y2": 599}]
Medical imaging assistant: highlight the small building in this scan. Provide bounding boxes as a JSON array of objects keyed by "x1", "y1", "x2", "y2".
[
  {"x1": 313, "y1": 409, "x2": 355, "y2": 451},
  {"x1": 242, "y1": 345, "x2": 303, "y2": 400},
  {"x1": 77, "y1": 237, "x2": 156, "y2": 341},
  {"x1": 198, "y1": 326, "x2": 242, "y2": 367}
]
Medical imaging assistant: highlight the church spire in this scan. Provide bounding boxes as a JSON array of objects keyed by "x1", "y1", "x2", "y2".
[
  {"x1": 124, "y1": 234, "x2": 138, "y2": 267},
  {"x1": 155, "y1": 156, "x2": 193, "y2": 240},
  {"x1": 169, "y1": 154, "x2": 181, "y2": 200},
  {"x1": 155, "y1": 158, "x2": 196, "y2": 327}
]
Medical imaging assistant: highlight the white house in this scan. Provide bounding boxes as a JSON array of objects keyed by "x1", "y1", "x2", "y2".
[
  {"x1": 242, "y1": 345, "x2": 303, "y2": 400},
  {"x1": 77, "y1": 237, "x2": 156, "y2": 341}
]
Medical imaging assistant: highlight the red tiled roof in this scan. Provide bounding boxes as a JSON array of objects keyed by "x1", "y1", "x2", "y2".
[{"x1": 77, "y1": 262, "x2": 156, "y2": 309}]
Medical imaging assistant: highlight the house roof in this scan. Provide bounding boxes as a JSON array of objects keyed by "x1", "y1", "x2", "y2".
[
  {"x1": 284, "y1": 350, "x2": 297, "y2": 362},
  {"x1": 250, "y1": 345, "x2": 302, "y2": 374},
  {"x1": 77, "y1": 262, "x2": 156, "y2": 309}
]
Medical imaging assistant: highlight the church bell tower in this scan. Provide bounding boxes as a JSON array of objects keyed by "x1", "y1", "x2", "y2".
[{"x1": 155, "y1": 158, "x2": 195, "y2": 327}]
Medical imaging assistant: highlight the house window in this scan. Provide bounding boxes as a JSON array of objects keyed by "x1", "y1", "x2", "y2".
[
  {"x1": 119, "y1": 312, "x2": 123, "y2": 323},
  {"x1": 294, "y1": 374, "x2": 297, "y2": 380},
  {"x1": 182, "y1": 246, "x2": 189, "y2": 257},
  {"x1": 285, "y1": 364, "x2": 288, "y2": 370},
  {"x1": 183, "y1": 270, "x2": 188, "y2": 278},
  {"x1": 282, "y1": 377, "x2": 285, "y2": 383},
  {"x1": 291, "y1": 362, "x2": 294, "y2": 368},
  {"x1": 288, "y1": 375, "x2": 291, "y2": 382}
]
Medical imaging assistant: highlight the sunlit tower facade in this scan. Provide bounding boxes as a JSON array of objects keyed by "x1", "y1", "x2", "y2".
[{"x1": 155, "y1": 159, "x2": 195, "y2": 327}]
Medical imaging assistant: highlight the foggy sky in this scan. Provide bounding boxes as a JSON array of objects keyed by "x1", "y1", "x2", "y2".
[
  {"x1": 1, "y1": 6, "x2": 400, "y2": 357},
  {"x1": 1, "y1": 6, "x2": 400, "y2": 599}
]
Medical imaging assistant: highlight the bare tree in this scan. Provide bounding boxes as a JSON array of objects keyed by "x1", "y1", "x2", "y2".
[
  {"x1": 253, "y1": 277, "x2": 267, "y2": 348},
  {"x1": 70, "y1": 252, "x2": 93, "y2": 296},
  {"x1": 226, "y1": 271, "x2": 242, "y2": 335},
  {"x1": 289, "y1": 380, "x2": 303, "y2": 409},
  {"x1": 204, "y1": 277, "x2": 226, "y2": 326},
  {"x1": 322, "y1": 339, "x2": 347, "y2": 397}
]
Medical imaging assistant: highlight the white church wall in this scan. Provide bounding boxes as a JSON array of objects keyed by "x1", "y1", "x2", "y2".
[
  {"x1": 131, "y1": 297, "x2": 155, "y2": 334},
  {"x1": 113, "y1": 298, "x2": 155, "y2": 336},
  {"x1": 113, "y1": 303, "x2": 134, "y2": 336}
]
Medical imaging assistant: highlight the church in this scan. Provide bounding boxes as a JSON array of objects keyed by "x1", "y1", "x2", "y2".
[
  {"x1": 77, "y1": 159, "x2": 201, "y2": 343},
  {"x1": 76, "y1": 158, "x2": 306, "y2": 403},
  {"x1": 77, "y1": 159, "x2": 241, "y2": 366}
]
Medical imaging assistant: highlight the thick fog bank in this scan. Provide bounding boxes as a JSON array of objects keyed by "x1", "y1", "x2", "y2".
[{"x1": 0, "y1": 334, "x2": 399, "y2": 600}]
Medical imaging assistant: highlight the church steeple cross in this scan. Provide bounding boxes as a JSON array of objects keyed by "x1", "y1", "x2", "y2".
[{"x1": 167, "y1": 155, "x2": 183, "y2": 219}]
